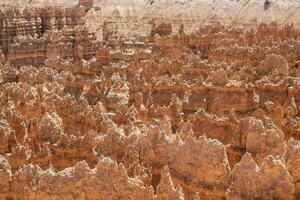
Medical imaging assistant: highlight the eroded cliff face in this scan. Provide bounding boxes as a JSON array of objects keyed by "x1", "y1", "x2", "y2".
[{"x1": 0, "y1": 0, "x2": 300, "y2": 199}]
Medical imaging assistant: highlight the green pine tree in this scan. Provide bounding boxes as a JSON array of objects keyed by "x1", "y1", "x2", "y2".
[{"x1": 148, "y1": 0, "x2": 155, "y2": 5}]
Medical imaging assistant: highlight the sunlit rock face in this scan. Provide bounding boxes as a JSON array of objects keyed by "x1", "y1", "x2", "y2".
[{"x1": 0, "y1": 0, "x2": 300, "y2": 199}]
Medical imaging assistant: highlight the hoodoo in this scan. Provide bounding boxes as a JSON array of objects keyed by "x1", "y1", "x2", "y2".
[{"x1": 0, "y1": 0, "x2": 300, "y2": 199}]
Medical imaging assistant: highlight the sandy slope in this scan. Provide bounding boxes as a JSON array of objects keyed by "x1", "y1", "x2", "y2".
[
  {"x1": 1, "y1": 0, "x2": 300, "y2": 35},
  {"x1": 83, "y1": 0, "x2": 300, "y2": 37},
  {"x1": 2, "y1": 0, "x2": 300, "y2": 25},
  {"x1": 91, "y1": 0, "x2": 300, "y2": 24}
]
